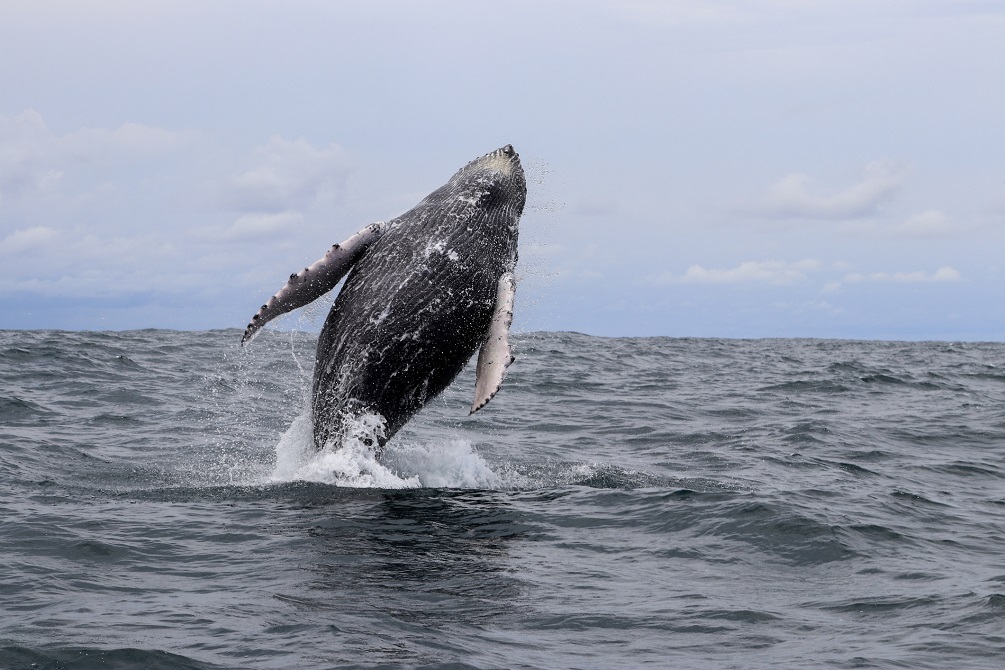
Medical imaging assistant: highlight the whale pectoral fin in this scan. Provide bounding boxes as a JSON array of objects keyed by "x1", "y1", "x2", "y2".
[
  {"x1": 471, "y1": 272, "x2": 516, "y2": 414},
  {"x1": 241, "y1": 221, "x2": 389, "y2": 345}
]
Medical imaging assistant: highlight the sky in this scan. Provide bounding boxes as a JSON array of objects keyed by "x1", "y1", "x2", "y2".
[{"x1": 1, "y1": 0, "x2": 1003, "y2": 339}]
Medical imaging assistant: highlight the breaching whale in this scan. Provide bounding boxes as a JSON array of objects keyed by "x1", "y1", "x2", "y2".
[{"x1": 241, "y1": 145, "x2": 526, "y2": 453}]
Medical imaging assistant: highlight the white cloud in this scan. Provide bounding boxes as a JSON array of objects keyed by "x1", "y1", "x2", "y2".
[
  {"x1": 63, "y1": 122, "x2": 190, "y2": 159},
  {"x1": 0, "y1": 110, "x2": 63, "y2": 201},
  {"x1": 196, "y1": 211, "x2": 305, "y2": 243},
  {"x1": 5, "y1": 268, "x2": 201, "y2": 299},
  {"x1": 843, "y1": 266, "x2": 961, "y2": 283},
  {"x1": 759, "y1": 161, "x2": 900, "y2": 219},
  {"x1": 218, "y1": 136, "x2": 352, "y2": 212},
  {"x1": 0, "y1": 108, "x2": 190, "y2": 203},
  {"x1": 897, "y1": 209, "x2": 956, "y2": 238},
  {"x1": 0, "y1": 229, "x2": 161, "y2": 298},
  {"x1": 0, "y1": 226, "x2": 59, "y2": 254},
  {"x1": 645, "y1": 259, "x2": 820, "y2": 285},
  {"x1": 0, "y1": 112, "x2": 355, "y2": 310}
]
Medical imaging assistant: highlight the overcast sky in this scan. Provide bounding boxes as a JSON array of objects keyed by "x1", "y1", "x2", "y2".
[{"x1": 2, "y1": 0, "x2": 1003, "y2": 339}]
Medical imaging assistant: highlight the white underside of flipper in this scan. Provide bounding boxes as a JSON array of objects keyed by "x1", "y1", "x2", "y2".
[
  {"x1": 241, "y1": 222, "x2": 389, "y2": 345},
  {"x1": 471, "y1": 272, "x2": 516, "y2": 414}
]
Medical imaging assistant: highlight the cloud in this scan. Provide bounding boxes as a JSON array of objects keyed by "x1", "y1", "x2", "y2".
[
  {"x1": 63, "y1": 122, "x2": 190, "y2": 159},
  {"x1": 0, "y1": 112, "x2": 357, "y2": 312},
  {"x1": 843, "y1": 266, "x2": 961, "y2": 284},
  {"x1": 0, "y1": 110, "x2": 64, "y2": 201},
  {"x1": 196, "y1": 211, "x2": 305, "y2": 243},
  {"x1": 0, "y1": 228, "x2": 160, "y2": 298},
  {"x1": 644, "y1": 259, "x2": 820, "y2": 285},
  {"x1": 0, "y1": 108, "x2": 190, "y2": 203},
  {"x1": 758, "y1": 161, "x2": 900, "y2": 219},
  {"x1": 821, "y1": 281, "x2": 842, "y2": 293},
  {"x1": 218, "y1": 136, "x2": 352, "y2": 213},
  {"x1": 896, "y1": 209, "x2": 956, "y2": 238},
  {"x1": 0, "y1": 226, "x2": 59, "y2": 254}
]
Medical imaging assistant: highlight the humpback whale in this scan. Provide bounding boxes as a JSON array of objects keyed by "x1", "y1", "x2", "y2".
[{"x1": 242, "y1": 145, "x2": 526, "y2": 453}]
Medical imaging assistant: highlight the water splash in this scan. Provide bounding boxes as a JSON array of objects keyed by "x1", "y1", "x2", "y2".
[
  {"x1": 263, "y1": 409, "x2": 704, "y2": 491},
  {"x1": 268, "y1": 411, "x2": 505, "y2": 489},
  {"x1": 382, "y1": 439, "x2": 503, "y2": 489}
]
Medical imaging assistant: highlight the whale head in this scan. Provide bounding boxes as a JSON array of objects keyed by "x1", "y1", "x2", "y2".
[{"x1": 445, "y1": 144, "x2": 527, "y2": 218}]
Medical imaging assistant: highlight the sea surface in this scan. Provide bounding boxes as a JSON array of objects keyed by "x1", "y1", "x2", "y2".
[{"x1": 1, "y1": 329, "x2": 1004, "y2": 669}]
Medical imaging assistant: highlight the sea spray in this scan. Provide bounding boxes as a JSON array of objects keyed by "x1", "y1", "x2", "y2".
[
  {"x1": 269, "y1": 410, "x2": 509, "y2": 489},
  {"x1": 382, "y1": 439, "x2": 503, "y2": 489}
]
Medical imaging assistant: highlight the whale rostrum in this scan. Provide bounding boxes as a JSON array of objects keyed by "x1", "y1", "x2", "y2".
[{"x1": 242, "y1": 145, "x2": 526, "y2": 453}]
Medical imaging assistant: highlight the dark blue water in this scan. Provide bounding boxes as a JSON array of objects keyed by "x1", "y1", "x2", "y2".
[{"x1": 2, "y1": 330, "x2": 1004, "y2": 669}]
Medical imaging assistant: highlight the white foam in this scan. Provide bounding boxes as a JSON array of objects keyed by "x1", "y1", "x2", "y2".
[
  {"x1": 382, "y1": 439, "x2": 502, "y2": 489},
  {"x1": 268, "y1": 410, "x2": 505, "y2": 489}
]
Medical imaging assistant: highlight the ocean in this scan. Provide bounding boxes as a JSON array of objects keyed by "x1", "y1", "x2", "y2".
[{"x1": 1, "y1": 329, "x2": 1003, "y2": 669}]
